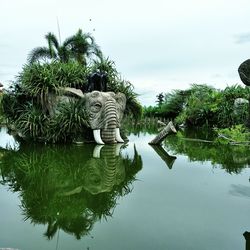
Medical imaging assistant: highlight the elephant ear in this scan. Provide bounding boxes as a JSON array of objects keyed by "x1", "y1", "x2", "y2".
[
  {"x1": 61, "y1": 87, "x2": 85, "y2": 98},
  {"x1": 115, "y1": 92, "x2": 126, "y2": 111},
  {"x1": 115, "y1": 92, "x2": 126, "y2": 125}
]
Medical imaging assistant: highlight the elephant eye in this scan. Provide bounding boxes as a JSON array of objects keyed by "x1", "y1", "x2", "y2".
[
  {"x1": 94, "y1": 102, "x2": 102, "y2": 108},
  {"x1": 90, "y1": 102, "x2": 102, "y2": 112}
]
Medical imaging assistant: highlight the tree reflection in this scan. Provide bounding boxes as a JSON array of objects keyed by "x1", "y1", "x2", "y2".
[
  {"x1": 164, "y1": 131, "x2": 250, "y2": 173},
  {"x1": 0, "y1": 143, "x2": 142, "y2": 240}
]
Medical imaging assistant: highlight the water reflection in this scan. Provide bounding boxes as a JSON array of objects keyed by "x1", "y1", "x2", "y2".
[
  {"x1": 150, "y1": 145, "x2": 176, "y2": 169},
  {"x1": 230, "y1": 184, "x2": 250, "y2": 199},
  {"x1": 0, "y1": 143, "x2": 142, "y2": 240},
  {"x1": 164, "y1": 133, "x2": 250, "y2": 173}
]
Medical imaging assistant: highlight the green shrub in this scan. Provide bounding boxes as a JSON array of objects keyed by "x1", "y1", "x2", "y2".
[
  {"x1": 159, "y1": 89, "x2": 188, "y2": 119},
  {"x1": 217, "y1": 85, "x2": 250, "y2": 128},
  {"x1": 214, "y1": 124, "x2": 250, "y2": 144},
  {"x1": 180, "y1": 84, "x2": 220, "y2": 126},
  {"x1": 146, "y1": 84, "x2": 250, "y2": 128},
  {"x1": 48, "y1": 99, "x2": 89, "y2": 143},
  {"x1": 17, "y1": 62, "x2": 89, "y2": 113}
]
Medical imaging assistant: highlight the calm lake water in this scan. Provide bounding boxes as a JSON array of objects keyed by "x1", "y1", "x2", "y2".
[{"x1": 0, "y1": 126, "x2": 250, "y2": 250}]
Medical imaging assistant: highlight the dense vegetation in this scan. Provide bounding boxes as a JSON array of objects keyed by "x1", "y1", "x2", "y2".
[
  {"x1": 2, "y1": 29, "x2": 142, "y2": 143},
  {"x1": 144, "y1": 84, "x2": 250, "y2": 129}
]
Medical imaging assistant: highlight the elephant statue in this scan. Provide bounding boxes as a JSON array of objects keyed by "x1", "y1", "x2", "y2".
[{"x1": 63, "y1": 88, "x2": 126, "y2": 144}]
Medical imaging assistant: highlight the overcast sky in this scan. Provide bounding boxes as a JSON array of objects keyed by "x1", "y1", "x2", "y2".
[{"x1": 1, "y1": 0, "x2": 250, "y2": 105}]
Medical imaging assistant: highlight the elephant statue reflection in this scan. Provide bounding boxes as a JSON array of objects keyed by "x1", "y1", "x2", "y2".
[
  {"x1": 63, "y1": 88, "x2": 126, "y2": 144},
  {"x1": 83, "y1": 144, "x2": 125, "y2": 194}
]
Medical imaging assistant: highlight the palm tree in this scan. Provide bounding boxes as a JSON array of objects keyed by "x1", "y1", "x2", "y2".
[
  {"x1": 64, "y1": 29, "x2": 102, "y2": 65},
  {"x1": 27, "y1": 32, "x2": 70, "y2": 64},
  {"x1": 28, "y1": 29, "x2": 102, "y2": 65}
]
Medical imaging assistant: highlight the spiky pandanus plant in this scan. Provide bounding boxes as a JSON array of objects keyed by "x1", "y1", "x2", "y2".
[{"x1": 17, "y1": 62, "x2": 88, "y2": 114}]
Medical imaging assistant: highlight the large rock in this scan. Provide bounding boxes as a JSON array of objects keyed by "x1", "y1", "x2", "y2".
[{"x1": 238, "y1": 59, "x2": 250, "y2": 86}]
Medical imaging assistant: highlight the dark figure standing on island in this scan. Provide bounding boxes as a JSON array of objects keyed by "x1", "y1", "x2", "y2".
[{"x1": 86, "y1": 72, "x2": 108, "y2": 92}]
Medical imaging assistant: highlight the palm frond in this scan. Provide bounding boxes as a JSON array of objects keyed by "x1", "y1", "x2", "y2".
[
  {"x1": 45, "y1": 32, "x2": 59, "y2": 50},
  {"x1": 27, "y1": 47, "x2": 52, "y2": 64}
]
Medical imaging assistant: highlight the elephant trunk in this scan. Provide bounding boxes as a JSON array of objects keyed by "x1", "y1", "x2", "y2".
[
  {"x1": 101, "y1": 99, "x2": 117, "y2": 144},
  {"x1": 102, "y1": 145, "x2": 117, "y2": 190}
]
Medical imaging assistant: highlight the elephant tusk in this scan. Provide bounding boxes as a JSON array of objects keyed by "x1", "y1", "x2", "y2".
[
  {"x1": 93, "y1": 129, "x2": 105, "y2": 145},
  {"x1": 115, "y1": 128, "x2": 124, "y2": 143},
  {"x1": 115, "y1": 143, "x2": 123, "y2": 156},
  {"x1": 93, "y1": 145, "x2": 104, "y2": 158}
]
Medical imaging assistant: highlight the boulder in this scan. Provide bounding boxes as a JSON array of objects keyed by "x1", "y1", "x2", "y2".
[{"x1": 238, "y1": 59, "x2": 250, "y2": 86}]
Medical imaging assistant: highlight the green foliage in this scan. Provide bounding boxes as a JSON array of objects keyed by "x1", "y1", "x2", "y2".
[
  {"x1": 63, "y1": 29, "x2": 102, "y2": 65},
  {"x1": 2, "y1": 88, "x2": 31, "y2": 122},
  {"x1": 216, "y1": 85, "x2": 250, "y2": 128},
  {"x1": 19, "y1": 61, "x2": 88, "y2": 95},
  {"x1": 156, "y1": 92, "x2": 164, "y2": 106},
  {"x1": 159, "y1": 89, "x2": 189, "y2": 120},
  {"x1": 3, "y1": 61, "x2": 90, "y2": 132},
  {"x1": 215, "y1": 124, "x2": 250, "y2": 144},
  {"x1": 180, "y1": 84, "x2": 220, "y2": 126},
  {"x1": 48, "y1": 100, "x2": 89, "y2": 142},
  {"x1": 14, "y1": 62, "x2": 89, "y2": 115},
  {"x1": 116, "y1": 80, "x2": 142, "y2": 119},
  {"x1": 143, "y1": 105, "x2": 160, "y2": 117},
  {"x1": 165, "y1": 128, "x2": 250, "y2": 174},
  {"x1": 28, "y1": 29, "x2": 101, "y2": 65},
  {"x1": 144, "y1": 84, "x2": 250, "y2": 129},
  {"x1": 14, "y1": 103, "x2": 48, "y2": 140}
]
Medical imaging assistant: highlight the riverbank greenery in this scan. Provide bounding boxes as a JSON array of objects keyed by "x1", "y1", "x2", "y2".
[
  {"x1": 214, "y1": 124, "x2": 250, "y2": 145},
  {"x1": 165, "y1": 130, "x2": 250, "y2": 173},
  {"x1": 144, "y1": 84, "x2": 250, "y2": 129},
  {"x1": 2, "y1": 29, "x2": 142, "y2": 143}
]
